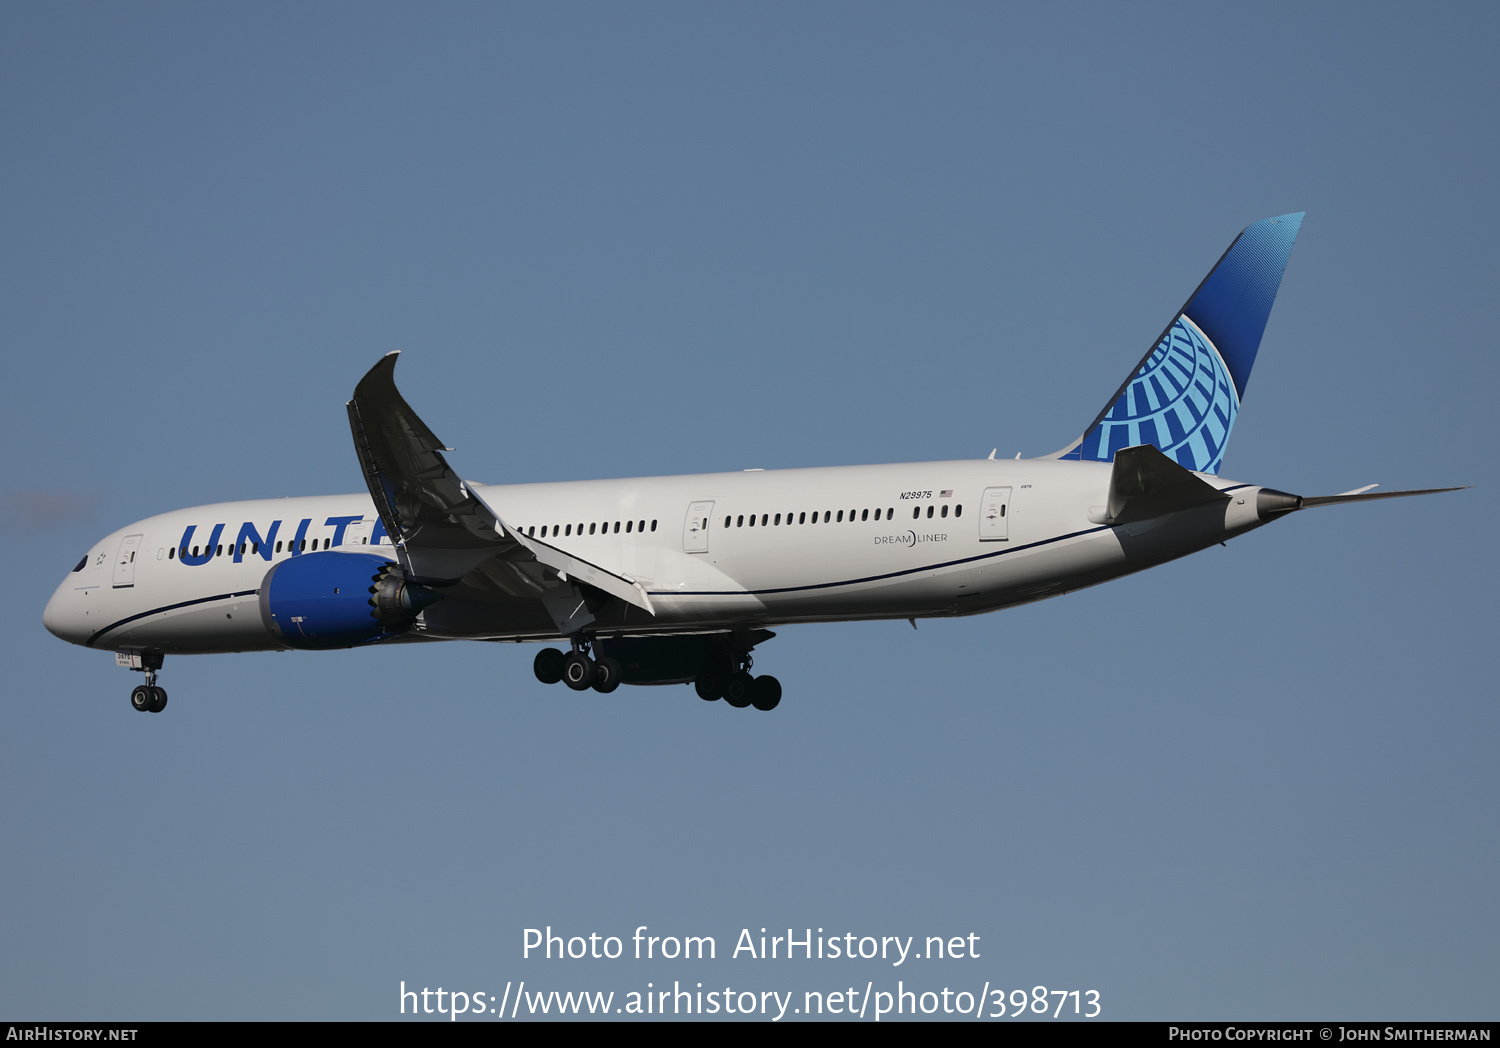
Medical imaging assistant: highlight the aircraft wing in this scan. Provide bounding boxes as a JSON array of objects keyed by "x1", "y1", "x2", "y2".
[{"x1": 346, "y1": 353, "x2": 654, "y2": 617}]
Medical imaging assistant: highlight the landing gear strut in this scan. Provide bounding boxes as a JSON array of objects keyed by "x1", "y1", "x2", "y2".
[{"x1": 121, "y1": 652, "x2": 168, "y2": 713}]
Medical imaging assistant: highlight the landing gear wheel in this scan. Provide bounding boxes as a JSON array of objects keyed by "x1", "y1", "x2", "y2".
[
  {"x1": 694, "y1": 665, "x2": 730, "y2": 701},
  {"x1": 130, "y1": 685, "x2": 153, "y2": 713},
  {"x1": 533, "y1": 647, "x2": 565, "y2": 685},
  {"x1": 593, "y1": 657, "x2": 622, "y2": 694},
  {"x1": 750, "y1": 675, "x2": 781, "y2": 711},
  {"x1": 724, "y1": 672, "x2": 755, "y2": 708},
  {"x1": 148, "y1": 686, "x2": 168, "y2": 713},
  {"x1": 562, "y1": 652, "x2": 596, "y2": 691}
]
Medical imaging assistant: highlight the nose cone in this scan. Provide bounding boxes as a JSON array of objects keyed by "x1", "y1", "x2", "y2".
[{"x1": 43, "y1": 578, "x2": 90, "y2": 646}]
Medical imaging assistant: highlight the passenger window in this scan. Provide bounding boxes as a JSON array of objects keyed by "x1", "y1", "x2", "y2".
[
  {"x1": 861, "y1": 509, "x2": 868, "y2": 521},
  {"x1": 836, "y1": 511, "x2": 843, "y2": 522},
  {"x1": 627, "y1": 520, "x2": 634, "y2": 533},
  {"x1": 955, "y1": 505, "x2": 963, "y2": 518},
  {"x1": 614, "y1": 521, "x2": 620, "y2": 534},
  {"x1": 823, "y1": 511, "x2": 831, "y2": 523},
  {"x1": 926, "y1": 506, "x2": 934, "y2": 519},
  {"x1": 799, "y1": 512, "x2": 806, "y2": 524},
  {"x1": 566, "y1": 524, "x2": 573, "y2": 536},
  {"x1": 590, "y1": 523, "x2": 597, "y2": 535},
  {"x1": 748, "y1": 514, "x2": 756, "y2": 527},
  {"x1": 941, "y1": 505, "x2": 948, "y2": 518},
  {"x1": 761, "y1": 514, "x2": 768, "y2": 526},
  {"x1": 167, "y1": 548, "x2": 175, "y2": 560},
  {"x1": 651, "y1": 520, "x2": 657, "y2": 532},
  {"x1": 774, "y1": 513, "x2": 781, "y2": 526}
]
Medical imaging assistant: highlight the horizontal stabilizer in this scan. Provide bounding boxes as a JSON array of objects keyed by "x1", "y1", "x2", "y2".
[
  {"x1": 1257, "y1": 485, "x2": 1469, "y2": 517},
  {"x1": 1102, "y1": 444, "x2": 1229, "y2": 525}
]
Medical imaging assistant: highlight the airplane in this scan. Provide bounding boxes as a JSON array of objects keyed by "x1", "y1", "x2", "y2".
[{"x1": 42, "y1": 213, "x2": 1463, "y2": 714}]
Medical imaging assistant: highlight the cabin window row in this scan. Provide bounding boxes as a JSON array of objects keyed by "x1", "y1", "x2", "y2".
[
  {"x1": 524, "y1": 520, "x2": 658, "y2": 539},
  {"x1": 722, "y1": 507, "x2": 906, "y2": 528},
  {"x1": 168, "y1": 536, "x2": 373, "y2": 559},
  {"x1": 913, "y1": 503, "x2": 962, "y2": 519}
]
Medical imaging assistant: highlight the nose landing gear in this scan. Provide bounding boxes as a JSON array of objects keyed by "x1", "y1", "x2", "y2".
[
  {"x1": 118, "y1": 651, "x2": 168, "y2": 713},
  {"x1": 130, "y1": 683, "x2": 167, "y2": 713}
]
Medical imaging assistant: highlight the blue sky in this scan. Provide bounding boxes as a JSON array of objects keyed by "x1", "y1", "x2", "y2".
[{"x1": 2, "y1": 2, "x2": 1495, "y2": 1020}]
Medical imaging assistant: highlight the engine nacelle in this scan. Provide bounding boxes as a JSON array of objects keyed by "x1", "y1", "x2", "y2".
[{"x1": 258, "y1": 552, "x2": 433, "y2": 650}]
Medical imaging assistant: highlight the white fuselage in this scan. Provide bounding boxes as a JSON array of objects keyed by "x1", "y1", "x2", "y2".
[{"x1": 42, "y1": 457, "x2": 1269, "y2": 656}]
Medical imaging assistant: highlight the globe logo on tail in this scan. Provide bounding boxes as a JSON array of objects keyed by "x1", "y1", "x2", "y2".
[{"x1": 1080, "y1": 314, "x2": 1239, "y2": 474}]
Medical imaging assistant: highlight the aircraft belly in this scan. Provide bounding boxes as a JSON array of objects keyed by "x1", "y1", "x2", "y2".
[{"x1": 100, "y1": 591, "x2": 276, "y2": 654}]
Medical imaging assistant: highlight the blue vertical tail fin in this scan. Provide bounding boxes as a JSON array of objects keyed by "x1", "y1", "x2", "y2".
[{"x1": 1050, "y1": 213, "x2": 1303, "y2": 474}]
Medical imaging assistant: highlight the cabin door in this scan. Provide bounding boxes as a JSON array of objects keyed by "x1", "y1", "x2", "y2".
[
  {"x1": 979, "y1": 487, "x2": 1012, "y2": 541},
  {"x1": 683, "y1": 501, "x2": 714, "y2": 553},
  {"x1": 113, "y1": 534, "x2": 144, "y2": 588}
]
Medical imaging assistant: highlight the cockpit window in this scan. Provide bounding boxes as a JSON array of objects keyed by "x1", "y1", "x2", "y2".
[{"x1": 71, "y1": 555, "x2": 88, "y2": 572}]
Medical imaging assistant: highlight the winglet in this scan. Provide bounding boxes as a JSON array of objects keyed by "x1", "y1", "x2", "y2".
[{"x1": 346, "y1": 353, "x2": 494, "y2": 579}]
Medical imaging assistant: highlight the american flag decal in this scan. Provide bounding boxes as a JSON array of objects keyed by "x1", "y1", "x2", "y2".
[{"x1": 939, "y1": 490, "x2": 952, "y2": 498}]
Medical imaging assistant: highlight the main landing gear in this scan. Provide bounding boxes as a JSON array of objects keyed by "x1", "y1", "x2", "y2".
[
  {"x1": 533, "y1": 637, "x2": 621, "y2": 695},
  {"x1": 121, "y1": 652, "x2": 168, "y2": 713},
  {"x1": 532, "y1": 632, "x2": 781, "y2": 710},
  {"x1": 694, "y1": 658, "x2": 781, "y2": 712}
]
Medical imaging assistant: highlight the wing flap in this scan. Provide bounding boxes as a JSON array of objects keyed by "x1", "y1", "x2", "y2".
[{"x1": 463, "y1": 483, "x2": 654, "y2": 615}]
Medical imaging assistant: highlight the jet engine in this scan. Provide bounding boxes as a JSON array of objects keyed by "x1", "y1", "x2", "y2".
[{"x1": 258, "y1": 552, "x2": 440, "y2": 650}]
